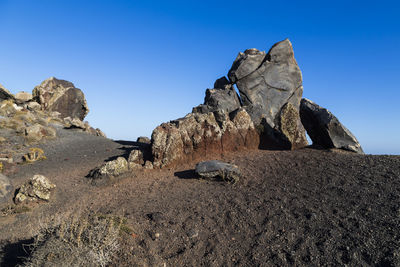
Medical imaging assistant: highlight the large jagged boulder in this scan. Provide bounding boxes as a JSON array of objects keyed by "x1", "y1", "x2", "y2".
[
  {"x1": 300, "y1": 98, "x2": 364, "y2": 154},
  {"x1": 228, "y1": 39, "x2": 307, "y2": 150},
  {"x1": 151, "y1": 108, "x2": 258, "y2": 168},
  {"x1": 32, "y1": 77, "x2": 89, "y2": 120},
  {"x1": 0, "y1": 83, "x2": 14, "y2": 101}
]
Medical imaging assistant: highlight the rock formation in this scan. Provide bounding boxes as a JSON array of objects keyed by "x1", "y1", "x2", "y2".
[
  {"x1": 228, "y1": 39, "x2": 307, "y2": 149},
  {"x1": 300, "y1": 98, "x2": 364, "y2": 154},
  {"x1": 33, "y1": 77, "x2": 89, "y2": 120},
  {"x1": 150, "y1": 39, "x2": 308, "y2": 168},
  {"x1": 87, "y1": 39, "x2": 363, "y2": 174}
]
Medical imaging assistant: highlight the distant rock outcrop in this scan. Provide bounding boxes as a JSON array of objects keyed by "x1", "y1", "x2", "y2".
[
  {"x1": 300, "y1": 98, "x2": 364, "y2": 154},
  {"x1": 33, "y1": 77, "x2": 89, "y2": 120}
]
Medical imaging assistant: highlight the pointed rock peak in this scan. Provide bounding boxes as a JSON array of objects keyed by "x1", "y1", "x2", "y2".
[{"x1": 267, "y1": 38, "x2": 295, "y2": 63}]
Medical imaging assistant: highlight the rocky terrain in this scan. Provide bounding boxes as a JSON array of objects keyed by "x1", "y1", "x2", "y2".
[{"x1": 0, "y1": 39, "x2": 398, "y2": 266}]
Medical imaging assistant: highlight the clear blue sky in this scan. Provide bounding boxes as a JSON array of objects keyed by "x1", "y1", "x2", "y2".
[{"x1": 1, "y1": 0, "x2": 399, "y2": 154}]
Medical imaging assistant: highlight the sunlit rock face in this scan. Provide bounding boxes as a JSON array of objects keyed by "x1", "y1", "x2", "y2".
[{"x1": 33, "y1": 77, "x2": 89, "y2": 120}]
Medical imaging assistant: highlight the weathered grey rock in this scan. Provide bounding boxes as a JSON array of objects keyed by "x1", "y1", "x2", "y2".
[
  {"x1": 0, "y1": 174, "x2": 13, "y2": 204},
  {"x1": 300, "y1": 98, "x2": 364, "y2": 154},
  {"x1": 214, "y1": 76, "x2": 232, "y2": 90},
  {"x1": 15, "y1": 91, "x2": 33, "y2": 103},
  {"x1": 0, "y1": 84, "x2": 14, "y2": 101},
  {"x1": 228, "y1": 39, "x2": 307, "y2": 149},
  {"x1": 14, "y1": 174, "x2": 56, "y2": 204},
  {"x1": 89, "y1": 157, "x2": 129, "y2": 178},
  {"x1": 193, "y1": 76, "x2": 241, "y2": 115},
  {"x1": 195, "y1": 160, "x2": 241, "y2": 183},
  {"x1": 32, "y1": 77, "x2": 89, "y2": 120}
]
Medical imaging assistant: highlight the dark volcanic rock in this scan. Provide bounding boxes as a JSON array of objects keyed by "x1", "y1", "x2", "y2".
[
  {"x1": 213, "y1": 76, "x2": 232, "y2": 90},
  {"x1": 228, "y1": 39, "x2": 307, "y2": 149},
  {"x1": 193, "y1": 77, "x2": 241, "y2": 115},
  {"x1": 32, "y1": 77, "x2": 89, "y2": 120},
  {"x1": 195, "y1": 160, "x2": 241, "y2": 183},
  {"x1": 300, "y1": 98, "x2": 364, "y2": 154}
]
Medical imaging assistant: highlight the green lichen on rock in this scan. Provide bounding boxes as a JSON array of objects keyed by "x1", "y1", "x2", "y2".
[
  {"x1": 15, "y1": 174, "x2": 56, "y2": 204},
  {"x1": 89, "y1": 157, "x2": 129, "y2": 179},
  {"x1": 279, "y1": 102, "x2": 299, "y2": 144}
]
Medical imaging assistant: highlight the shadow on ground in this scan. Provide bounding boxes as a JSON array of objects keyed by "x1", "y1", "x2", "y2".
[
  {"x1": 174, "y1": 169, "x2": 197, "y2": 179},
  {"x1": 1, "y1": 238, "x2": 34, "y2": 267}
]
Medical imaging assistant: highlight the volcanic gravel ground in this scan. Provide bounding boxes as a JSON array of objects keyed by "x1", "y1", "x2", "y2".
[{"x1": 0, "y1": 131, "x2": 399, "y2": 266}]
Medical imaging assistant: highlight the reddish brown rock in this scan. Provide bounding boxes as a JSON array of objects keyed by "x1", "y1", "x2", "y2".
[{"x1": 151, "y1": 109, "x2": 259, "y2": 168}]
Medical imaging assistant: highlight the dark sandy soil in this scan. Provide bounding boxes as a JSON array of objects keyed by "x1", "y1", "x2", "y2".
[{"x1": 0, "y1": 131, "x2": 399, "y2": 266}]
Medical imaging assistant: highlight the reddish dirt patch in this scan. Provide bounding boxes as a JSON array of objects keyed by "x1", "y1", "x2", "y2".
[{"x1": 1, "y1": 134, "x2": 399, "y2": 266}]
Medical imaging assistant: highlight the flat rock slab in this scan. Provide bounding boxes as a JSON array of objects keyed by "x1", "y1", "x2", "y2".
[{"x1": 195, "y1": 160, "x2": 241, "y2": 183}]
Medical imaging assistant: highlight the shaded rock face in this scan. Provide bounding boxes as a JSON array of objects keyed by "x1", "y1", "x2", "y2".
[
  {"x1": 33, "y1": 77, "x2": 89, "y2": 120},
  {"x1": 228, "y1": 39, "x2": 307, "y2": 149},
  {"x1": 300, "y1": 98, "x2": 364, "y2": 154},
  {"x1": 14, "y1": 174, "x2": 56, "y2": 204},
  {"x1": 0, "y1": 84, "x2": 14, "y2": 101},
  {"x1": 151, "y1": 109, "x2": 259, "y2": 168},
  {"x1": 195, "y1": 160, "x2": 241, "y2": 184}
]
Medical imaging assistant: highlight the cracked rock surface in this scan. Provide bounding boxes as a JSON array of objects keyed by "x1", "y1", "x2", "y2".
[{"x1": 228, "y1": 39, "x2": 308, "y2": 149}]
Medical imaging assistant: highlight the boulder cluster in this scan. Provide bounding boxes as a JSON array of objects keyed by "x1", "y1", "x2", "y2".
[{"x1": 0, "y1": 77, "x2": 105, "y2": 148}]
